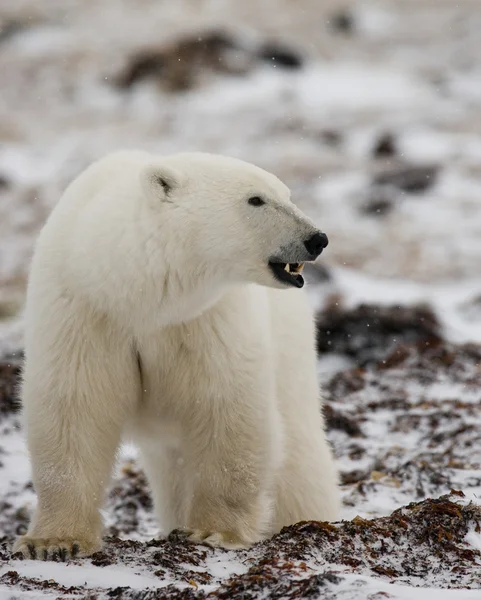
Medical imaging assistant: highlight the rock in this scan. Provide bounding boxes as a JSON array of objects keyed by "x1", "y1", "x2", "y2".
[
  {"x1": 115, "y1": 30, "x2": 243, "y2": 92},
  {"x1": 0, "y1": 175, "x2": 10, "y2": 190},
  {"x1": 115, "y1": 32, "x2": 303, "y2": 92},
  {"x1": 362, "y1": 163, "x2": 439, "y2": 216},
  {"x1": 0, "y1": 358, "x2": 21, "y2": 420},
  {"x1": 360, "y1": 187, "x2": 396, "y2": 217},
  {"x1": 372, "y1": 133, "x2": 397, "y2": 158},
  {"x1": 329, "y1": 10, "x2": 355, "y2": 34},
  {"x1": 257, "y1": 43, "x2": 303, "y2": 69},
  {"x1": 319, "y1": 129, "x2": 343, "y2": 147},
  {"x1": 373, "y1": 164, "x2": 439, "y2": 194},
  {"x1": 316, "y1": 302, "x2": 441, "y2": 366},
  {"x1": 323, "y1": 404, "x2": 363, "y2": 437},
  {"x1": 0, "y1": 301, "x2": 21, "y2": 321},
  {"x1": 0, "y1": 20, "x2": 26, "y2": 44},
  {"x1": 115, "y1": 51, "x2": 166, "y2": 89}
]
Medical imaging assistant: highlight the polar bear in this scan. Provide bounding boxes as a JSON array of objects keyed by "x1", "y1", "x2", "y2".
[{"x1": 13, "y1": 150, "x2": 339, "y2": 560}]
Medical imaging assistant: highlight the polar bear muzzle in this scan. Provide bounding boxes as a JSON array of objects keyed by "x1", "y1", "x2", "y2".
[{"x1": 268, "y1": 231, "x2": 328, "y2": 288}]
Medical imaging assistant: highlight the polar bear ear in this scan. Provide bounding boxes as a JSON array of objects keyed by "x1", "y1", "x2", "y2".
[{"x1": 141, "y1": 163, "x2": 183, "y2": 202}]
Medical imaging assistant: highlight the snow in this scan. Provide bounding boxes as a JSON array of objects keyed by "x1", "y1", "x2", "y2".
[
  {"x1": 0, "y1": 590, "x2": 58, "y2": 600},
  {"x1": 0, "y1": 563, "x2": 162, "y2": 590},
  {"x1": 335, "y1": 575, "x2": 481, "y2": 600},
  {"x1": 465, "y1": 531, "x2": 481, "y2": 554}
]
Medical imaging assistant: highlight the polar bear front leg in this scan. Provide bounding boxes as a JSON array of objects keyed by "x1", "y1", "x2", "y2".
[
  {"x1": 13, "y1": 318, "x2": 140, "y2": 561},
  {"x1": 176, "y1": 395, "x2": 281, "y2": 549}
]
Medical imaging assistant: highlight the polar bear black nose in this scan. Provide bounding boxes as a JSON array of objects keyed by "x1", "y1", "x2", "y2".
[{"x1": 304, "y1": 232, "x2": 328, "y2": 258}]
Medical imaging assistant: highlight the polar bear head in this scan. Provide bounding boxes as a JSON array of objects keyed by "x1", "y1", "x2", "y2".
[{"x1": 139, "y1": 152, "x2": 327, "y2": 292}]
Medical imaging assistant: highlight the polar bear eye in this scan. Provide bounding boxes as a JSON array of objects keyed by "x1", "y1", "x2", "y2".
[{"x1": 247, "y1": 196, "x2": 265, "y2": 207}]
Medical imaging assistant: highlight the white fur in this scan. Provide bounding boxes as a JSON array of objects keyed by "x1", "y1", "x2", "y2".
[{"x1": 14, "y1": 151, "x2": 340, "y2": 558}]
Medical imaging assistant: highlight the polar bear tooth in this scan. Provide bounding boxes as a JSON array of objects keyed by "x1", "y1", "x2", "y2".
[
  {"x1": 284, "y1": 264, "x2": 291, "y2": 273},
  {"x1": 289, "y1": 263, "x2": 304, "y2": 274}
]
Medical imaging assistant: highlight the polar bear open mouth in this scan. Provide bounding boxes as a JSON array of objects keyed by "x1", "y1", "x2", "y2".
[{"x1": 268, "y1": 261, "x2": 305, "y2": 288}]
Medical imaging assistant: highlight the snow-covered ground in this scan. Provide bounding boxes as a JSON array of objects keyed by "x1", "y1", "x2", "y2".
[{"x1": 1, "y1": 0, "x2": 481, "y2": 598}]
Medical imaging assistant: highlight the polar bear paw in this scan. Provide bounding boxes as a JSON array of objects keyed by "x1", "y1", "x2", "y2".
[
  {"x1": 169, "y1": 528, "x2": 251, "y2": 550},
  {"x1": 12, "y1": 536, "x2": 100, "y2": 561}
]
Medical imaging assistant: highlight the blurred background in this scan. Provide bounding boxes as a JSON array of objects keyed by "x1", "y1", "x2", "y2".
[{"x1": 2, "y1": 0, "x2": 481, "y2": 355}]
